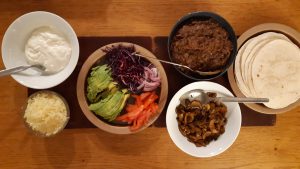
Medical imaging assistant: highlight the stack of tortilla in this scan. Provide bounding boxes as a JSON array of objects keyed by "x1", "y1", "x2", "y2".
[{"x1": 234, "y1": 32, "x2": 300, "y2": 109}]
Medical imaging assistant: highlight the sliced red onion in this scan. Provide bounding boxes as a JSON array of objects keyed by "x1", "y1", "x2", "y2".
[
  {"x1": 137, "y1": 81, "x2": 145, "y2": 90},
  {"x1": 140, "y1": 66, "x2": 161, "y2": 92},
  {"x1": 143, "y1": 80, "x2": 160, "y2": 89},
  {"x1": 145, "y1": 67, "x2": 160, "y2": 81},
  {"x1": 144, "y1": 68, "x2": 150, "y2": 80}
]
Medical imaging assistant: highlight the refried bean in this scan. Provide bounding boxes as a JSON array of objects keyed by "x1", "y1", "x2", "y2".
[{"x1": 171, "y1": 19, "x2": 233, "y2": 71}]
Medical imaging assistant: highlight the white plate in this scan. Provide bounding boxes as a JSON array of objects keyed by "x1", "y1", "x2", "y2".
[
  {"x1": 166, "y1": 81, "x2": 242, "y2": 157},
  {"x1": 1, "y1": 11, "x2": 79, "y2": 89}
]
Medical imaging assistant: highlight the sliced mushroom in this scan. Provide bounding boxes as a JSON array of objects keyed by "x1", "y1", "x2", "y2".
[
  {"x1": 207, "y1": 92, "x2": 217, "y2": 98},
  {"x1": 176, "y1": 95, "x2": 227, "y2": 147},
  {"x1": 184, "y1": 112, "x2": 195, "y2": 124},
  {"x1": 202, "y1": 131, "x2": 212, "y2": 139},
  {"x1": 209, "y1": 119, "x2": 215, "y2": 130},
  {"x1": 190, "y1": 100, "x2": 202, "y2": 108},
  {"x1": 177, "y1": 113, "x2": 184, "y2": 122}
]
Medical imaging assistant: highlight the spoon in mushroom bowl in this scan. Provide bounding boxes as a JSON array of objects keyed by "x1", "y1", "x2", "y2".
[{"x1": 179, "y1": 89, "x2": 269, "y2": 106}]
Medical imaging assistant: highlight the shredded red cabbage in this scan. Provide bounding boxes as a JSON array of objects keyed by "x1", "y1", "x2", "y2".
[{"x1": 104, "y1": 45, "x2": 153, "y2": 93}]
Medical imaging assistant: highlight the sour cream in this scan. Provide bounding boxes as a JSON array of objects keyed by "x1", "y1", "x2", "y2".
[{"x1": 25, "y1": 27, "x2": 71, "y2": 74}]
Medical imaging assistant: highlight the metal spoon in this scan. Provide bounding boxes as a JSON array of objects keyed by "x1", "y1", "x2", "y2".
[
  {"x1": 0, "y1": 64, "x2": 46, "y2": 77},
  {"x1": 179, "y1": 89, "x2": 269, "y2": 105},
  {"x1": 132, "y1": 53, "x2": 221, "y2": 76}
]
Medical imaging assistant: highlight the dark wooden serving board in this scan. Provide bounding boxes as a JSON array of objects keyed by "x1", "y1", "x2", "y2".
[{"x1": 28, "y1": 36, "x2": 276, "y2": 129}]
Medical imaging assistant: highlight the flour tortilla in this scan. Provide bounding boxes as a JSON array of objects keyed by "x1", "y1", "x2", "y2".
[
  {"x1": 235, "y1": 40, "x2": 252, "y2": 96},
  {"x1": 235, "y1": 32, "x2": 300, "y2": 109},
  {"x1": 251, "y1": 39, "x2": 300, "y2": 109},
  {"x1": 245, "y1": 38, "x2": 291, "y2": 97},
  {"x1": 244, "y1": 39, "x2": 274, "y2": 97},
  {"x1": 241, "y1": 32, "x2": 290, "y2": 87},
  {"x1": 235, "y1": 32, "x2": 291, "y2": 97}
]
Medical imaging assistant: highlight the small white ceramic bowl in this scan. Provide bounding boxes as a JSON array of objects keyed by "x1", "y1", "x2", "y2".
[
  {"x1": 166, "y1": 81, "x2": 241, "y2": 157},
  {"x1": 1, "y1": 11, "x2": 79, "y2": 89}
]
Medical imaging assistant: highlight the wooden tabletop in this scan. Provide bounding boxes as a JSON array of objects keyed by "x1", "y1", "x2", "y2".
[{"x1": 0, "y1": 1, "x2": 300, "y2": 168}]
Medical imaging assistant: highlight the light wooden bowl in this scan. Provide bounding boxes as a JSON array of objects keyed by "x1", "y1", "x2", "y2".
[
  {"x1": 228, "y1": 23, "x2": 300, "y2": 114},
  {"x1": 77, "y1": 42, "x2": 168, "y2": 134}
]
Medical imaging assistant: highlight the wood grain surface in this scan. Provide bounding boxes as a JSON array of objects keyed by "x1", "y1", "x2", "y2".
[{"x1": 0, "y1": 1, "x2": 300, "y2": 169}]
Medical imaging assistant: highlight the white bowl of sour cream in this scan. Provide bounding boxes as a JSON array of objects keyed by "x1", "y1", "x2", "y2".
[{"x1": 1, "y1": 11, "x2": 79, "y2": 89}]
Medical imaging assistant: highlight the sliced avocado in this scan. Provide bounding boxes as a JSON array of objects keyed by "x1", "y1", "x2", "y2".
[
  {"x1": 88, "y1": 90, "x2": 115, "y2": 111},
  {"x1": 93, "y1": 82, "x2": 117, "y2": 103},
  {"x1": 104, "y1": 93, "x2": 127, "y2": 121},
  {"x1": 90, "y1": 65, "x2": 111, "y2": 77},
  {"x1": 88, "y1": 78, "x2": 111, "y2": 103},
  {"x1": 109, "y1": 93, "x2": 130, "y2": 121},
  {"x1": 97, "y1": 82, "x2": 117, "y2": 99},
  {"x1": 93, "y1": 91, "x2": 123, "y2": 120},
  {"x1": 87, "y1": 74, "x2": 111, "y2": 101},
  {"x1": 86, "y1": 65, "x2": 113, "y2": 102},
  {"x1": 121, "y1": 88, "x2": 128, "y2": 94},
  {"x1": 86, "y1": 64, "x2": 131, "y2": 122},
  {"x1": 88, "y1": 65, "x2": 111, "y2": 87},
  {"x1": 106, "y1": 89, "x2": 129, "y2": 121}
]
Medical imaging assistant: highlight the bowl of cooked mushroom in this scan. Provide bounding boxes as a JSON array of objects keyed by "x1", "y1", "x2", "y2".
[{"x1": 166, "y1": 81, "x2": 241, "y2": 157}]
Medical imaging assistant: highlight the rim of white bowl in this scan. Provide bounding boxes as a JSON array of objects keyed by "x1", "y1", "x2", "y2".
[
  {"x1": 166, "y1": 81, "x2": 242, "y2": 157},
  {"x1": 1, "y1": 11, "x2": 79, "y2": 89}
]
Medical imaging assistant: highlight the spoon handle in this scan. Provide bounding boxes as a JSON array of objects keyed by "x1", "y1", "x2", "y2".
[
  {"x1": 218, "y1": 97, "x2": 269, "y2": 103},
  {"x1": 0, "y1": 65, "x2": 33, "y2": 77},
  {"x1": 133, "y1": 53, "x2": 193, "y2": 70}
]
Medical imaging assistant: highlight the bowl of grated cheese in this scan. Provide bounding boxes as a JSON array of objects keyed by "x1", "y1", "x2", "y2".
[{"x1": 23, "y1": 90, "x2": 70, "y2": 137}]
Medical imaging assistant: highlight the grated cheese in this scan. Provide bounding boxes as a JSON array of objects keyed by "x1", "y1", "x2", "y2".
[{"x1": 24, "y1": 92, "x2": 68, "y2": 136}]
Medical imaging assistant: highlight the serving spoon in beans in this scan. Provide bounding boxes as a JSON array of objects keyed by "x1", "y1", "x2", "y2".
[{"x1": 133, "y1": 53, "x2": 222, "y2": 76}]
